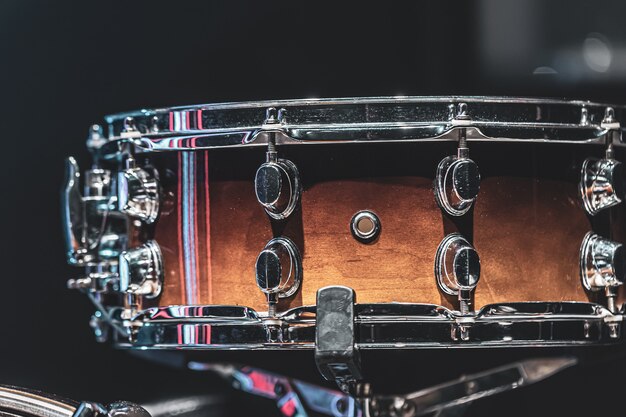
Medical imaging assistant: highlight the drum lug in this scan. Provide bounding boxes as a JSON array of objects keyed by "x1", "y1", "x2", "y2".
[
  {"x1": 435, "y1": 105, "x2": 481, "y2": 217},
  {"x1": 66, "y1": 123, "x2": 162, "y2": 306},
  {"x1": 117, "y1": 165, "x2": 160, "y2": 224},
  {"x1": 580, "y1": 157, "x2": 624, "y2": 215},
  {"x1": 117, "y1": 123, "x2": 160, "y2": 224},
  {"x1": 580, "y1": 108, "x2": 624, "y2": 215},
  {"x1": 255, "y1": 237, "x2": 303, "y2": 316},
  {"x1": 315, "y1": 286, "x2": 363, "y2": 395},
  {"x1": 255, "y1": 108, "x2": 301, "y2": 220},
  {"x1": 435, "y1": 234, "x2": 481, "y2": 315},
  {"x1": 580, "y1": 232, "x2": 624, "y2": 313},
  {"x1": 119, "y1": 241, "x2": 164, "y2": 302}
]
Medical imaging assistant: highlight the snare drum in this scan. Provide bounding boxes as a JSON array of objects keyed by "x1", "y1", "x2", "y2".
[{"x1": 63, "y1": 97, "x2": 626, "y2": 355}]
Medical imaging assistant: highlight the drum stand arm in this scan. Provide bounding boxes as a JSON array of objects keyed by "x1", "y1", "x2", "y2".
[
  {"x1": 315, "y1": 286, "x2": 363, "y2": 395},
  {"x1": 210, "y1": 356, "x2": 576, "y2": 417},
  {"x1": 369, "y1": 357, "x2": 576, "y2": 417}
]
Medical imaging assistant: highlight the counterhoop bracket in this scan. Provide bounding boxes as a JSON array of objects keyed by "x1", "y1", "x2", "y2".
[{"x1": 315, "y1": 286, "x2": 363, "y2": 395}]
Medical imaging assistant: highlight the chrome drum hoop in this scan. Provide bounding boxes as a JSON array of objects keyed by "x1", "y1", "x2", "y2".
[
  {"x1": 0, "y1": 386, "x2": 77, "y2": 417},
  {"x1": 0, "y1": 386, "x2": 152, "y2": 417},
  {"x1": 112, "y1": 302, "x2": 625, "y2": 350},
  {"x1": 97, "y1": 96, "x2": 626, "y2": 156}
]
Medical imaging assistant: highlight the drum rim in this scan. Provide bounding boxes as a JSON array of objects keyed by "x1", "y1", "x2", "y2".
[
  {"x1": 107, "y1": 96, "x2": 626, "y2": 119},
  {"x1": 89, "y1": 95, "x2": 626, "y2": 156},
  {"x1": 110, "y1": 301, "x2": 623, "y2": 350},
  {"x1": 0, "y1": 386, "x2": 77, "y2": 417}
]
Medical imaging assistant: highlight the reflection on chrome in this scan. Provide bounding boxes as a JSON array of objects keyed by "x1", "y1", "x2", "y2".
[
  {"x1": 91, "y1": 97, "x2": 626, "y2": 156},
  {"x1": 103, "y1": 301, "x2": 623, "y2": 350}
]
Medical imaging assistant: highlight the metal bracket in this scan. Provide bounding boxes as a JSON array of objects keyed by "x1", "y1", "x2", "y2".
[
  {"x1": 452, "y1": 316, "x2": 476, "y2": 342},
  {"x1": 315, "y1": 286, "x2": 363, "y2": 394},
  {"x1": 602, "y1": 107, "x2": 622, "y2": 156}
]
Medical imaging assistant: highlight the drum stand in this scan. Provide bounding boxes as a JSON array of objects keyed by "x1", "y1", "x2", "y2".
[
  {"x1": 312, "y1": 286, "x2": 577, "y2": 417},
  {"x1": 207, "y1": 354, "x2": 575, "y2": 417}
]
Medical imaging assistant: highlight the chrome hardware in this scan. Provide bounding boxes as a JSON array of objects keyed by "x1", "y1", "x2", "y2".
[
  {"x1": 119, "y1": 240, "x2": 164, "y2": 302},
  {"x1": 580, "y1": 157, "x2": 624, "y2": 215},
  {"x1": 255, "y1": 159, "x2": 301, "y2": 220},
  {"x1": 118, "y1": 241, "x2": 163, "y2": 336},
  {"x1": 255, "y1": 237, "x2": 302, "y2": 315},
  {"x1": 113, "y1": 301, "x2": 620, "y2": 349},
  {"x1": 601, "y1": 107, "x2": 621, "y2": 132},
  {"x1": 580, "y1": 108, "x2": 624, "y2": 215},
  {"x1": 89, "y1": 310, "x2": 109, "y2": 343},
  {"x1": 580, "y1": 232, "x2": 624, "y2": 313},
  {"x1": 449, "y1": 102, "x2": 472, "y2": 126},
  {"x1": 254, "y1": 108, "x2": 300, "y2": 220},
  {"x1": 73, "y1": 401, "x2": 150, "y2": 417},
  {"x1": 63, "y1": 157, "x2": 126, "y2": 297},
  {"x1": 434, "y1": 122, "x2": 480, "y2": 216},
  {"x1": 66, "y1": 125, "x2": 163, "y2": 345},
  {"x1": 580, "y1": 107, "x2": 590, "y2": 126},
  {"x1": 120, "y1": 117, "x2": 142, "y2": 138},
  {"x1": 98, "y1": 97, "x2": 626, "y2": 155},
  {"x1": 67, "y1": 266, "x2": 119, "y2": 293},
  {"x1": 0, "y1": 386, "x2": 78, "y2": 417},
  {"x1": 86, "y1": 124, "x2": 106, "y2": 152},
  {"x1": 262, "y1": 107, "x2": 286, "y2": 127},
  {"x1": 434, "y1": 154, "x2": 480, "y2": 216},
  {"x1": 62, "y1": 157, "x2": 125, "y2": 266},
  {"x1": 117, "y1": 121, "x2": 161, "y2": 223},
  {"x1": 435, "y1": 234, "x2": 481, "y2": 315},
  {"x1": 117, "y1": 165, "x2": 160, "y2": 223},
  {"x1": 0, "y1": 386, "x2": 151, "y2": 417},
  {"x1": 63, "y1": 157, "x2": 89, "y2": 264},
  {"x1": 350, "y1": 210, "x2": 381, "y2": 243},
  {"x1": 149, "y1": 115, "x2": 160, "y2": 133},
  {"x1": 101, "y1": 403, "x2": 151, "y2": 417}
]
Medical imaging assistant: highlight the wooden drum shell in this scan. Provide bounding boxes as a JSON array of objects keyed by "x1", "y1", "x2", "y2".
[{"x1": 144, "y1": 142, "x2": 621, "y2": 313}]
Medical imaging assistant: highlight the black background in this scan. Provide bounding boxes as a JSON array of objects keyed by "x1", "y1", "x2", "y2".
[{"x1": 2, "y1": 1, "x2": 626, "y2": 416}]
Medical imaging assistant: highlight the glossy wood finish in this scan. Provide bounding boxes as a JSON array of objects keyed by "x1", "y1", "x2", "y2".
[
  {"x1": 146, "y1": 142, "x2": 614, "y2": 313},
  {"x1": 474, "y1": 177, "x2": 588, "y2": 307}
]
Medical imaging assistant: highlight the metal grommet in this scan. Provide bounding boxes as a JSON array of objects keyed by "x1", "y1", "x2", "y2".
[{"x1": 350, "y1": 210, "x2": 381, "y2": 243}]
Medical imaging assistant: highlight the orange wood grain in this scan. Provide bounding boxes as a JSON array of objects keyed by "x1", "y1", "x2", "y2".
[
  {"x1": 153, "y1": 145, "x2": 598, "y2": 313},
  {"x1": 473, "y1": 177, "x2": 589, "y2": 306}
]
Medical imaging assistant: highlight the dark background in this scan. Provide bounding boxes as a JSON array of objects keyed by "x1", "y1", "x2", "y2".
[{"x1": 2, "y1": 1, "x2": 626, "y2": 416}]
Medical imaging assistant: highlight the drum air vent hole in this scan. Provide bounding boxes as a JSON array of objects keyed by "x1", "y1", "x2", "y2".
[{"x1": 350, "y1": 210, "x2": 381, "y2": 244}]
